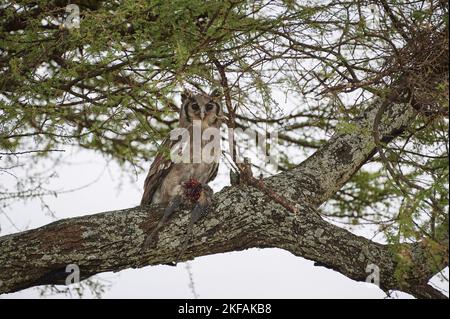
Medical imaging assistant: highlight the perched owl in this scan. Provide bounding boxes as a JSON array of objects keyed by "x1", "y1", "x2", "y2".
[{"x1": 141, "y1": 89, "x2": 224, "y2": 254}]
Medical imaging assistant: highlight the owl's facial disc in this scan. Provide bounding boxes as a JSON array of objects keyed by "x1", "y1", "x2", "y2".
[{"x1": 181, "y1": 92, "x2": 222, "y2": 127}]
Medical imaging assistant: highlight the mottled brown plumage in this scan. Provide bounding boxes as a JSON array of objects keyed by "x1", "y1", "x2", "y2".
[
  {"x1": 141, "y1": 89, "x2": 224, "y2": 256},
  {"x1": 140, "y1": 89, "x2": 223, "y2": 206}
]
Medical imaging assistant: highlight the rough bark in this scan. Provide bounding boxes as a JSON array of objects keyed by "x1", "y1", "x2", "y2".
[{"x1": 0, "y1": 99, "x2": 447, "y2": 298}]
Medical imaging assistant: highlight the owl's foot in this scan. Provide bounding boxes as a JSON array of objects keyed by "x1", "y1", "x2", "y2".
[
  {"x1": 176, "y1": 185, "x2": 213, "y2": 261},
  {"x1": 142, "y1": 195, "x2": 182, "y2": 250}
]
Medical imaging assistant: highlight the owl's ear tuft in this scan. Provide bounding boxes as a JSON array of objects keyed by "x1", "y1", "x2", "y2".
[
  {"x1": 210, "y1": 88, "x2": 221, "y2": 99},
  {"x1": 181, "y1": 90, "x2": 193, "y2": 103}
]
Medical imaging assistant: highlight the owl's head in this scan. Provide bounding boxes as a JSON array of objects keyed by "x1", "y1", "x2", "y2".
[{"x1": 180, "y1": 89, "x2": 223, "y2": 128}]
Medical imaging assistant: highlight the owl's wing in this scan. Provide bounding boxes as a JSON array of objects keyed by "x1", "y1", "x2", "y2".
[{"x1": 140, "y1": 138, "x2": 176, "y2": 205}]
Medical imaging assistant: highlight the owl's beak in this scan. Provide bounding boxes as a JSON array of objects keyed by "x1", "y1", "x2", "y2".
[{"x1": 200, "y1": 111, "x2": 205, "y2": 119}]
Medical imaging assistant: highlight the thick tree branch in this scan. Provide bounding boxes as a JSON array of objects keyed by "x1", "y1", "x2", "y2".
[
  {"x1": 0, "y1": 99, "x2": 447, "y2": 298},
  {"x1": 266, "y1": 98, "x2": 416, "y2": 209}
]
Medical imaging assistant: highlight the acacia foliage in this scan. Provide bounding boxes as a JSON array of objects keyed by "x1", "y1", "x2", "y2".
[{"x1": 0, "y1": 0, "x2": 448, "y2": 285}]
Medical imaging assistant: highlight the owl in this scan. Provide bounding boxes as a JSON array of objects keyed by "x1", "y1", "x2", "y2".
[{"x1": 141, "y1": 89, "x2": 224, "y2": 252}]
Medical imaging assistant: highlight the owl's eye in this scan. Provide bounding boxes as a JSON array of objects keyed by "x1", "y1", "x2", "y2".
[
  {"x1": 191, "y1": 103, "x2": 199, "y2": 111},
  {"x1": 205, "y1": 103, "x2": 214, "y2": 111}
]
